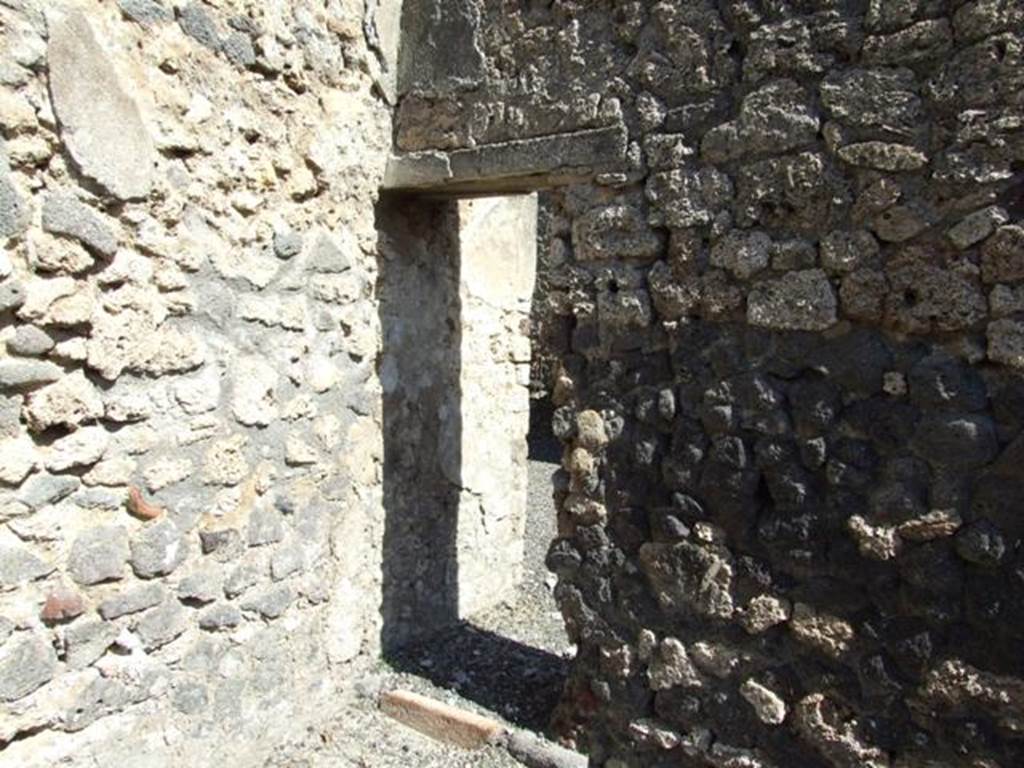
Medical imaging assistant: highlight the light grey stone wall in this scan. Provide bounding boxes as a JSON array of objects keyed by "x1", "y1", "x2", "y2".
[
  {"x1": 455, "y1": 195, "x2": 536, "y2": 618},
  {"x1": 0, "y1": 1, "x2": 391, "y2": 764}
]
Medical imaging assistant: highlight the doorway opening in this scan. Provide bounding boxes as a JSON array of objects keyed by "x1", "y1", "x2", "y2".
[{"x1": 376, "y1": 192, "x2": 570, "y2": 734}]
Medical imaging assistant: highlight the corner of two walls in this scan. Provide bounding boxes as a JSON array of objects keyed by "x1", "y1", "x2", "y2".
[{"x1": 1, "y1": 1, "x2": 393, "y2": 764}]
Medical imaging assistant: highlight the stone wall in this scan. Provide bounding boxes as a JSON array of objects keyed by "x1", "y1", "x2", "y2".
[
  {"x1": 0, "y1": 1, "x2": 391, "y2": 764},
  {"x1": 377, "y1": 196, "x2": 462, "y2": 653},
  {"x1": 397, "y1": 1, "x2": 1024, "y2": 767},
  {"x1": 455, "y1": 195, "x2": 537, "y2": 618},
  {"x1": 4, "y1": 0, "x2": 1024, "y2": 765}
]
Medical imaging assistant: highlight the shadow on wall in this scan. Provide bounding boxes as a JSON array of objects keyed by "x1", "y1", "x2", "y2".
[{"x1": 376, "y1": 194, "x2": 463, "y2": 655}]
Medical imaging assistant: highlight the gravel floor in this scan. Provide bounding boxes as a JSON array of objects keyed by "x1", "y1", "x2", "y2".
[{"x1": 268, "y1": 411, "x2": 571, "y2": 767}]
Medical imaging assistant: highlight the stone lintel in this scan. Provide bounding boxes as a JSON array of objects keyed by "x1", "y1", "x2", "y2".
[{"x1": 382, "y1": 125, "x2": 628, "y2": 193}]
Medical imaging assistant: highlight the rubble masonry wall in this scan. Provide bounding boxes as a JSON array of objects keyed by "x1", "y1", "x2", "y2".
[
  {"x1": 0, "y1": 1, "x2": 392, "y2": 764},
  {"x1": 397, "y1": 1, "x2": 1024, "y2": 767}
]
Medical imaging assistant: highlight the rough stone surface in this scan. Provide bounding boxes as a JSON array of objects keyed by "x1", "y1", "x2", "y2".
[
  {"x1": 247, "y1": 504, "x2": 284, "y2": 547},
  {"x1": 0, "y1": 145, "x2": 29, "y2": 240},
  {"x1": 176, "y1": 566, "x2": 222, "y2": 604},
  {"x1": 198, "y1": 603, "x2": 241, "y2": 631},
  {"x1": 740, "y1": 679, "x2": 788, "y2": 725},
  {"x1": 0, "y1": 545, "x2": 53, "y2": 587},
  {"x1": 747, "y1": 270, "x2": 838, "y2": 330},
  {"x1": 702, "y1": 79, "x2": 819, "y2": 163},
  {"x1": 117, "y1": 0, "x2": 172, "y2": 26},
  {"x1": 820, "y1": 67, "x2": 921, "y2": 132},
  {"x1": 240, "y1": 584, "x2": 293, "y2": 620},
  {"x1": 177, "y1": 3, "x2": 221, "y2": 52},
  {"x1": 0, "y1": 280, "x2": 26, "y2": 312},
  {"x1": 7, "y1": 325, "x2": 55, "y2": 357},
  {"x1": 41, "y1": 194, "x2": 118, "y2": 258},
  {"x1": 231, "y1": 358, "x2": 278, "y2": 427},
  {"x1": 23, "y1": 371, "x2": 104, "y2": 432},
  {"x1": 0, "y1": 1, "x2": 392, "y2": 763},
  {"x1": 273, "y1": 231, "x2": 303, "y2": 260},
  {"x1": 645, "y1": 167, "x2": 733, "y2": 228},
  {"x1": 129, "y1": 520, "x2": 186, "y2": 579},
  {"x1": 45, "y1": 426, "x2": 109, "y2": 471},
  {"x1": 64, "y1": 619, "x2": 119, "y2": 670},
  {"x1": 989, "y1": 319, "x2": 1024, "y2": 368},
  {"x1": 710, "y1": 230, "x2": 771, "y2": 280},
  {"x1": 40, "y1": 587, "x2": 86, "y2": 623},
  {"x1": 68, "y1": 526, "x2": 129, "y2": 585},
  {"x1": 740, "y1": 595, "x2": 791, "y2": 635},
  {"x1": 0, "y1": 634, "x2": 57, "y2": 702},
  {"x1": 837, "y1": 141, "x2": 929, "y2": 172},
  {"x1": 17, "y1": 473, "x2": 80, "y2": 510},
  {"x1": 270, "y1": 543, "x2": 305, "y2": 581},
  {"x1": 573, "y1": 205, "x2": 661, "y2": 263},
  {"x1": 222, "y1": 32, "x2": 255, "y2": 69},
  {"x1": 0, "y1": 436, "x2": 38, "y2": 485},
  {"x1": 820, "y1": 230, "x2": 879, "y2": 276},
  {"x1": 982, "y1": 226, "x2": 1024, "y2": 284},
  {"x1": 0, "y1": 359, "x2": 63, "y2": 390},
  {"x1": 98, "y1": 583, "x2": 165, "y2": 619},
  {"x1": 134, "y1": 600, "x2": 187, "y2": 649},
  {"x1": 647, "y1": 638, "x2": 701, "y2": 691},
  {"x1": 142, "y1": 457, "x2": 191, "y2": 492},
  {"x1": 948, "y1": 206, "x2": 1009, "y2": 250},
  {"x1": 794, "y1": 693, "x2": 888, "y2": 768},
  {"x1": 47, "y1": 9, "x2": 157, "y2": 200}
]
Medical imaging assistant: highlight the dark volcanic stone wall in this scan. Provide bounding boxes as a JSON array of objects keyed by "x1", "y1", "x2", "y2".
[
  {"x1": 549, "y1": 321, "x2": 1024, "y2": 768},
  {"x1": 397, "y1": 1, "x2": 1024, "y2": 767}
]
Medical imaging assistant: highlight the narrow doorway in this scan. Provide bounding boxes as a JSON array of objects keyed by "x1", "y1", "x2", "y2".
[{"x1": 376, "y1": 192, "x2": 570, "y2": 734}]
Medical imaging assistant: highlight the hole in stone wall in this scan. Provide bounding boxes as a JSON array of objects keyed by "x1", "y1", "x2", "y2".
[{"x1": 376, "y1": 192, "x2": 570, "y2": 735}]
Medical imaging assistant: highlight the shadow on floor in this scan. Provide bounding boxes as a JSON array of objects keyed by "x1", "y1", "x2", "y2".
[{"x1": 386, "y1": 622, "x2": 570, "y2": 734}]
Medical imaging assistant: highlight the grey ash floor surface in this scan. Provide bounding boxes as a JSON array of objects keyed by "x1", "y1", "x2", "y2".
[{"x1": 268, "y1": 420, "x2": 571, "y2": 767}]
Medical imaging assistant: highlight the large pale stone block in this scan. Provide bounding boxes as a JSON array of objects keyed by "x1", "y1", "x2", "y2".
[{"x1": 47, "y1": 10, "x2": 156, "y2": 201}]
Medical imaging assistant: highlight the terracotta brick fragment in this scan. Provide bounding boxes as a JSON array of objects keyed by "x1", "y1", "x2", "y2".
[
  {"x1": 127, "y1": 486, "x2": 163, "y2": 521},
  {"x1": 41, "y1": 588, "x2": 86, "y2": 623},
  {"x1": 379, "y1": 689, "x2": 504, "y2": 749}
]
